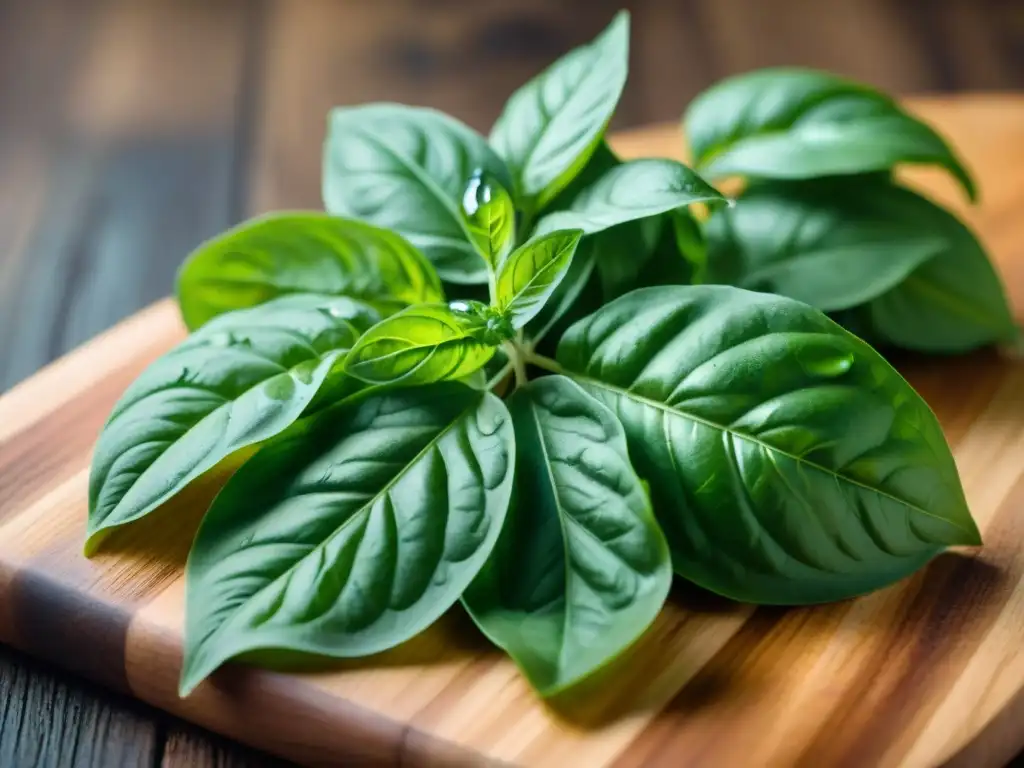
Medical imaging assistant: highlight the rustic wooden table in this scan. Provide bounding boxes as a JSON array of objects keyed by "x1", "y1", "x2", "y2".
[{"x1": 1, "y1": 1, "x2": 1022, "y2": 765}]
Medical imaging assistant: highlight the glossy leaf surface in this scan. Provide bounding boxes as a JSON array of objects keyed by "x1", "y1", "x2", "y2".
[
  {"x1": 534, "y1": 159, "x2": 724, "y2": 237},
  {"x1": 181, "y1": 383, "x2": 515, "y2": 694},
  {"x1": 490, "y1": 12, "x2": 629, "y2": 211},
  {"x1": 176, "y1": 213, "x2": 441, "y2": 331},
  {"x1": 323, "y1": 104, "x2": 513, "y2": 283},
  {"x1": 496, "y1": 229, "x2": 583, "y2": 329},
  {"x1": 684, "y1": 68, "x2": 976, "y2": 199},
  {"x1": 87, "y1": 294, "x2": 380, "y2": 552},
  {"x1": 557, "y1": 285, "x2": 980, "y2": 604},
  {"x1": 461, "y1": 170, "x2": 516, "y2": 270},
  {"x1": 463, "y1": 376, "x2": 671, "y2": 695},
  {"x1": 344, "y1": 302, "x2": 501, "y2": 386},
  {"x1": 704, "y1": 179, "x2": 947, "y2": 312}
]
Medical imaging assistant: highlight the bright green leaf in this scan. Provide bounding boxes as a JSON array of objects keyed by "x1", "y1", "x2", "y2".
[
  {"x1": 684, "y1": 68, "x2": 976, "y2": 200},
  {"x1": 86, "y1": 294, "x2": 380, "y2": 553},
  {"x1": 180, "y1": 383, "x2": 515, "y2": 695},
  {"x1": 524, "y1": 240, "x2": 600, "y2": 348},
  {"x1": 463, "y1": 376, "x2": 671, "y2": 695},
  {"x1": 534, "y1": 158, "x2": 725, "y2": 237},
  {"x1": 557, "y1": 285, "x2": 980, "y2": 604},
  {"x1": 490, "y1": 12, "x2": 630, "y2": 211},
  {"x1": 323, "y1": 104, "x2": 513, "y2": 284},
  {"x1": 176, "y1": 213, "x2": 442, "y2": 331},
  {"x1": 344, "y1": 302, "x2": 502, "y2": 386},
  {"x1": 496, "y1": 230, "x2": 583, "y2": 329},
  {"x1": 461, "y1": 169, "x2": 516, "y2": 270}
]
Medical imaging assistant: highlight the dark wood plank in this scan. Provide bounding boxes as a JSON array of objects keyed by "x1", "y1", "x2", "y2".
[
  {"x1": 0, "y1": 645, "x2": 159, "y2": 768},
  {"x1": 162, "y1": 725, "x2": 293, "y2": 768}
]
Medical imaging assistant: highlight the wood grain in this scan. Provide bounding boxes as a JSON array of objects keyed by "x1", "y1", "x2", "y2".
[{"x1": 0, "y1": 96, "x2": 1023, "y2": 767}]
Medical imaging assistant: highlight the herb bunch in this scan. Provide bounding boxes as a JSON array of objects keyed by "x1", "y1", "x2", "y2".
[{"x1": 86, "y1": 11, "x2": 1014, "y2": 698}]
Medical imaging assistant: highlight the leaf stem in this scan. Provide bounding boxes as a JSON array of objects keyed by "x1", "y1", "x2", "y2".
[
  {"x1": 504, "y1": 341, "x2": 529, "y2": 389},
  {"x1": 485, "y1": 361, "x2": 514, "y2": 392},
  {"x1": 487, "y1": 270, "x2": 498, "y2": 306},
  {"x1": 524, "y1": 351, "x2": 564, "y2": 375}
]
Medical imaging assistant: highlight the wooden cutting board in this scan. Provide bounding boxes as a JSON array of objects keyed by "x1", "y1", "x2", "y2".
[{"x1": 3, "y1": 95, "x2": 1024, "y2": 768}]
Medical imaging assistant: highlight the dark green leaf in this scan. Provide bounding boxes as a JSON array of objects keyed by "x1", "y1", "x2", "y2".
[
  {"x1": 668, "y1": 209, "x2": 706, "y2": 283},
  {"x1": 344, "y1": 302, "x2": 501, "y2": 385},
  {"x1": 497, "y1": 230, "x2": 583, "y2": 329},
  {"x1": 86, "y1": 294, "x2": 380, "y2": 553},
  {"x1": 176, "y1": 213, "x2": 443, "y2": 331},
  {"x1": 704, "y1": 179, "x2": 949, "y2": 312},
  {"x1": 684, "y1": 68, "x2": 976, "y2": 200},
  {"x1": 590, "y1": 216, "x2": 664, "y2": 299},
  {"x1": 180, "y1": 383, "x2": 515, "y2": 695},
  {"x1": 490, "y1": 12, "x2": 630, "y2": 212},
  {"x1": 865, "y1": 216, "x2": 1017, "y2": 352},
  {"x1": 323, "y1": 105, "x2": 513, "y2": 284},
  {"x1": 534, "y1": 158, "x2": 725, "y2": 236},
  {"x1": 463, "y1": 376, "x2": 671, "y2": 695},
  {"x1": 557, "y1": 285, "x2": 980, "y2": 604},
  {"x1": 461, "y1": 169, "x2": 516, "y2": 270}
]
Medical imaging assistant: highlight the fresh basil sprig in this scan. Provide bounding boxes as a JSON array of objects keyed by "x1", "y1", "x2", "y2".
[{"x1": 85, "y1": 10, "x2": 1001, "y2": 702}]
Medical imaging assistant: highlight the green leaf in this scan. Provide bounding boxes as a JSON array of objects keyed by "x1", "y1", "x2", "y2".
[
  {"x1": 590, "y1": 216, "x2": 665, "y2": 299},
  {"x1": 461, "y1": 169, "x2": 516, "y2": 270},
  {"x1": 864, "y1": 210, "x2": 1017, "y2": 352},
  {"x1": 179, "y1": 383, "x2": 515, "y2": 695},
  {"x1": 344, "y1": 302, "x2": 502, "y2": 386},
  {"x1": 490, "y1": 12, "x2": 630, "y2": 211},
  {"x1": 175, "y1": 213, "x2": 442, "y2": 331},
  {"x1": 524, "y1": 240, "x2": 600, "y2": 347},
  {"x1": 86, "y1": 294, "x2": 380, "y2": 553},
  {"x1": 557, "y1": 285, "x2": 980, "y2": 605},
  {"x1": 463, "y1": 376, "x2": 671, "y2": 695},
  {"x1": 496, "y1": 230, "x2": 583, "y2": 329},
  {"x1": 668, "y1": 209, "x2": 707, "y2": 283},
  {"x1": 534, "y1": 159, "x2": 725, "y2": 237},
  {"x1": 703, "y1": 179, "x2": 949, "y2": 312},
  {"x1": 323, "y1": 104, "x2": 513, "y2": 284},
  {"x1": 544, "y1": 140, "x2": 621, "y2": 214},
  {"x1": 684, "y1": 68, "x2": 976, "y2": 200}
]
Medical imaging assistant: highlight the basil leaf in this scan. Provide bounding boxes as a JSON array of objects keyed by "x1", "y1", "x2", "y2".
[
  {"x1": 179, "y1": 383, "x2": 515, "y2": 695},
  {"x1": 323, "y1": 104, "x2": 513, "y2": 284},
  {"x1": 176, "y1": 213, "x2": 442, "y2": 331},
  {"x1": 461, "y1": 170, "x2": 516, "y2": 270},
  {"x1": 684, "y1": 68, "x2": 976, "y2": 200},
  {"x1": 667, "y1": 209, "x2": 706, "y2": 284},
  {"x1": 590, "y1": 216, "x2": 665, "y2": 299},
  {"x1": 344, "y1": 302, "x2": 500, "y2": 385},
  {"x1": 463, "y1": 376, "x2": 671, "y2": 695},
  {"x1": 544, "y1": 140, "x2": 621, "y2": 214},
  {"x1": 524, "y1": 240, "x2": 599, "y2": 347},
  {"x1": 86, "y1": 294, "x2": 380, "y2": 554},
  {"x1": 865, "y1": 215, "x2": 1017, "y2": 352},
  {"x1": 534, "y1": 159, "x2": 725, "y2": 237},
  {"x1": 843, "y1": 185, "x2": 1019, "y2": 354},
  {"x1": 489, "y1": 11, "x2": 629, "y2": 212},
  {"x1": 557, "y1": 285, "x2": 980, "y2": 604},
  {"x1": 496, "y1": 229, "x2": 583, "y2": 329},
  {"x1": 704, "y1": 179, "x2": 949, "y2": 312}
]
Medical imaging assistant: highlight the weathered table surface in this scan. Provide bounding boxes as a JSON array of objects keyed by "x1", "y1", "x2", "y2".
[{"x1": 2, "y1": 1, "x2": 1023, "y2": 765}]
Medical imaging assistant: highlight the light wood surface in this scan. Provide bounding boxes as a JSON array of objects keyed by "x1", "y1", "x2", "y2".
[{"x1": 1, "y1": 96, "x2": 1024, "y2": 767}]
